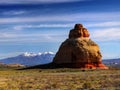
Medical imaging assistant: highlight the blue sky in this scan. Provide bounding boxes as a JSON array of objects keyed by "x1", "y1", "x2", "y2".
[{"x1": 0, "y1": 0, "x2": 120, "y2": 59}]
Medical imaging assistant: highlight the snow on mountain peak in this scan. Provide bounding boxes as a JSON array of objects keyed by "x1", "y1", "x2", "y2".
[
  {"x1": 48, "y1": 51, "x2": 54, "y2": 54},
  {"x1": 23, "y1": 52, "x2": 37, "y2": 57},
  {"x1": 43, "y1": 52, "x2": 54, "y2": 55},
  {"x1": 22, "y1": 52, "x2": 55, "y2": 57},
  {"x1": 38, "y1": 52, "x2": 42, "y2": 55}
]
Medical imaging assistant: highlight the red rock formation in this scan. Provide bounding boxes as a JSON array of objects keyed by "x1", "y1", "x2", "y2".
[{"x1": 53, "y1": 24, "x2": 108, "y2": 69}]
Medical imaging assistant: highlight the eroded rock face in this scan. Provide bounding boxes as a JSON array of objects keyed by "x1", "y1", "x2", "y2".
[{"x1": 53, "y1": 24, "x2": 108, "y2": 69}]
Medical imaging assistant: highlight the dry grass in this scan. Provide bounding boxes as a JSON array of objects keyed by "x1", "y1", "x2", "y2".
[{"x1": 0, "y1": 68, "x2": 120, "y2": 90}]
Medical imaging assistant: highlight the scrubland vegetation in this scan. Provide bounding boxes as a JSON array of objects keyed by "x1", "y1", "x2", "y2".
[{"x1": 0, "y1": 67, "x2": 120, "y2": 90}]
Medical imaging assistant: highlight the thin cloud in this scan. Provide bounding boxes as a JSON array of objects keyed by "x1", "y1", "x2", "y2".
[
  {"x1": 2, "y1": 11, "x2": 26, "y2": 15},
  {"x1": 0, "y1": 12, "x2": 120, "y2": 24},
  {"x1": 0, "y1": 0, "x2": 86, "y2": 4},
  {"x1": 13, "y1": 24, "x2": 73, "y2": 30},
  {"x1": 12, "y1": 21, "x2": 120, "y2": 31},
  {"x1": 0, "y1": 32, "x2": 67, "y2": 43},
  {"x1": 87, "y1": 21, "x2": 120, "y2": 27}
]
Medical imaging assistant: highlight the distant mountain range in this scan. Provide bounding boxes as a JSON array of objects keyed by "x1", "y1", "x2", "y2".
[
  {"x1": 0, "y1": 52, "x2": 120, "y2": 67},
  {"x1": 103, "y1": 58, "x2": 120, "y2": 67},
  {"x1": 0, "y1": 52, "x2": 55, "y2": 66}
]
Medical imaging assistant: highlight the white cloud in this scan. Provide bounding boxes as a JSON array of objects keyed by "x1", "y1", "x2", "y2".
[
  {"x1": 91, "y1": 28, "x2": 120, "y2": 42},
  {"x1": 0, "y1": 0, "x2": 86, "y2": 4}
]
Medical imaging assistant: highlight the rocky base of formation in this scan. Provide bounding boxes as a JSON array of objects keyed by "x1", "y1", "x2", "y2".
[
  {"x1": 23, "y1": 62, "x2": 108, "y2": 69},
  {"x1": 52, "y1": 63, "x2": 108, "y2": 69}
]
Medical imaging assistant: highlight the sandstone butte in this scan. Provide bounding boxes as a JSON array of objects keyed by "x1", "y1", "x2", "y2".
[{"x1": 53, "y1": 24, "x2": 108, "y2": 69}]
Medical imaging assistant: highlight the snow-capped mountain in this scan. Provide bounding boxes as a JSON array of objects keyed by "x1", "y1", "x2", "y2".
[{"x1": 0, "y1": 52, "x2": 55, "y2": 66}]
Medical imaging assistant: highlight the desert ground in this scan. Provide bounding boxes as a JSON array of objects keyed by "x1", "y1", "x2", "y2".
[{"x1": 0, "y1": 67, "x2": 120, "y2": 90}]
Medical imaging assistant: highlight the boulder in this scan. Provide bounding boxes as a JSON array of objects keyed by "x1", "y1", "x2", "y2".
[{"x1": 53, "y1": 24, "x2": 108, "y2": 69}]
